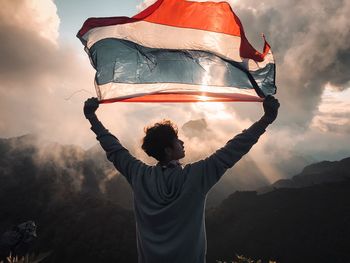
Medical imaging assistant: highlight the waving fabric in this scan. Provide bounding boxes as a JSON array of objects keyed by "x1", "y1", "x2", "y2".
[{"x1": 77, "y1": 0, "x2": 276, "y2": 103}]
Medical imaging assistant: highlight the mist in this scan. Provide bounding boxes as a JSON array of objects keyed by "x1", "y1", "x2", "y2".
[{"x1": 1, "y1": 0, "x2": 349, "y2": 186}]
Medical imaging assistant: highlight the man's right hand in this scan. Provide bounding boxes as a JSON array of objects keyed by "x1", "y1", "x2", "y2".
[
  {"x1": 262, "y1": 96, "x2": 280, "y2": 124},
  {"x1": 84, "y1": 97, "x2": 99, "y2": 119}
]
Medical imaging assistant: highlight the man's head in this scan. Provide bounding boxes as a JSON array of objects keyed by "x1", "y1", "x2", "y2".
[{"x1": 142, "y1": 120, "x2": 185, "y2": 163}]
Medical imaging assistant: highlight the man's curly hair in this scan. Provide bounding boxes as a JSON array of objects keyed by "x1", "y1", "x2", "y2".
[{"x1": 142, "y1": 120, "x2": 178, "y2": 162}]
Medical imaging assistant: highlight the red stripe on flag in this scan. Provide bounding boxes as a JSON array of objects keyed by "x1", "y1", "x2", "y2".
[
  {"x1": 77, "y1": 0, "x2": 270, "y2": 62},
  {"x1": 139, "y1": 0, "x2": 241, "y2": 37},
  {"x1": 99, "y1": 92, "x2": 264, "y2": 103}
]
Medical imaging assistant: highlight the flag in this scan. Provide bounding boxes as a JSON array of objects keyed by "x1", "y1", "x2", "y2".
[{"x1": 77, "y1": 0, "x2": 276, "y2": 103}]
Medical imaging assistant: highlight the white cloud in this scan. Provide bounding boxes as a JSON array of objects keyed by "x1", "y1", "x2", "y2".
[
  {"x1": 1, "y1": 0, "x2": 349, "y2": 188},
  {"x1": 310, "y1": 85, "x2": 350, "y2": 133},
  {"x1": 0, "y1": 0, "x2": 60, "y2": 45},
  {"x1": 136, "y1": 0, "x2": 157, "y2": 11}
]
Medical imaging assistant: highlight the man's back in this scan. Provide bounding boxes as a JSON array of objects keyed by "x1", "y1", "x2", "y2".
[
  {"x1": 132, "y1": 164, "x2": 207, "y2": 263},
  {"x1": 83, "y1": 96, "x2": 279, "y2": 262},
  {"x1": 89, "y1": 117, "x2": 269, "y2": 263}
]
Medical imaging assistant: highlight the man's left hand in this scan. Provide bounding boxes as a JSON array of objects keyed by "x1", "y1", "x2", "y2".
[{"x1": 84, "y1": 97, "x2": 99, "y2": 119}]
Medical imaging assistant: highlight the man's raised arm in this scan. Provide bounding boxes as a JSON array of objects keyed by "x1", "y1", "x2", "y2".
[
  {"x1": 190, "y1": 96, "x2": 280, "y2": 194},
  {"x1": 83, "y1": 97, "x2": 146, "y2": 186}
]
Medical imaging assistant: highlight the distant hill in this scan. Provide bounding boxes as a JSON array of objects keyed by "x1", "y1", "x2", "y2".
[
  {"x1": 206, "y1": 180, "x2": 350, "y2": 263},
  {"x1": 258, "y1": 157, "x2": 350, "y2": 193}
]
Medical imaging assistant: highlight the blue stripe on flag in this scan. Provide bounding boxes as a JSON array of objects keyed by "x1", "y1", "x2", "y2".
[{"x1": 89, "y1": 38, "x2": 275, "y2": 97}]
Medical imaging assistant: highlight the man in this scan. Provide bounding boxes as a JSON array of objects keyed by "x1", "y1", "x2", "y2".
[{"x1": 84, "y1": 96, "x2": 279, "y2": 263}]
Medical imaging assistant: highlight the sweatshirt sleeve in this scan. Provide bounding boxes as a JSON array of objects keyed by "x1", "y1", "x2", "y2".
[
  {"x1": 189, "y1": 118, "x2": 269, "y2": 195},
  {"x1": 88, "y1": 115, "x2": 146, "y2": 186}
]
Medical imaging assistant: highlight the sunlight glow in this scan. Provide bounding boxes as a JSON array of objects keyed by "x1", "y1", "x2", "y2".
[
  {"x1": 198, "y1": 95, "x2": 210, "y2": 101},
  {"x1": 233, "y1": 119, "x2": 284, "y2": 184},
  {"x1": 192, "y1": 101, "x2": 231, "y2": 120},
  {"x1": 310, "y1": 83, "x2": 350, "y2": 132},
  {"x1": 29, "y1": 0, "x2": 59, "y2": 45}
]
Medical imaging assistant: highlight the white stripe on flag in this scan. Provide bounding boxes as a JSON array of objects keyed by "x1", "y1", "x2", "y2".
[
  {"x1": 82, "y1": 20, "x2": 243, "y2": 62},
  {"x1": 97, "y1": 82, "x2": 258, "y2": 101}
]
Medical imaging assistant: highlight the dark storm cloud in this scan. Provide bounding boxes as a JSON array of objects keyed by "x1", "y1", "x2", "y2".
[
  {"x1": 0, "y1": 22, "x2": 55, "y2": 82},
  {"x1": 0, "y1": 0, "x2": 61, "y2": 82},
  {"x1": 230, "y1": 0, "x2": 350, "y2": 126},
  {"x1": 0, "y1": 0, "x2": 95, "y2": 145}
]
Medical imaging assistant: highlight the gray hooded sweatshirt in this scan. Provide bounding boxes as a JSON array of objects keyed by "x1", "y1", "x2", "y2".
[{"x1": 89, "y1": 116, "x2": 268, "y2": 263}]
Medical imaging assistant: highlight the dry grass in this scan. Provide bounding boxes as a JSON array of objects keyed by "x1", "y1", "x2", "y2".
[{"x1": 0, "y1": 252, "x2": 51, "y2": 263}]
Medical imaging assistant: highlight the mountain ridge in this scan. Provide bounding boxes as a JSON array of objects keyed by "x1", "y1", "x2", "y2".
[{"x1": 258, "y1": 156, "x2": 350, "y2": 193}]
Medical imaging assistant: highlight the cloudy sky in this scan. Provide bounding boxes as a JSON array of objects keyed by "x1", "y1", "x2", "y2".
[{"x1": 1, "y1": 0, "x2": 349, "y2": 183}]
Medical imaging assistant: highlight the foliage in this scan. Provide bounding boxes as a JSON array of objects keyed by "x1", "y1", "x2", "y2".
[{"x1": 217, "y1": 254, "x2": 277, "y2": 263}]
